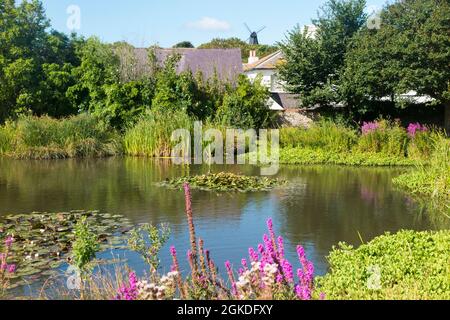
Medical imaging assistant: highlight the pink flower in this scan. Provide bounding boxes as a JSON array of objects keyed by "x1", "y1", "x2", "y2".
[
  {"x1": 407, "y1": 123, "x2": 428, "y2": 137},
  {"x1": 8, "y1": 264, "x2": 16, "y2": 274},
  {"x1": 5, "y1": 236, "x2": 13, "y2": 248},
  {"x1": 361, "y1": 121, "x2": 380, "y2": 135}
]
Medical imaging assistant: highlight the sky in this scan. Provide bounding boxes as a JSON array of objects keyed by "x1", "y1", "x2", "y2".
[{"x1": 41, "y1": 0, "x2": 389, "y2": 48}]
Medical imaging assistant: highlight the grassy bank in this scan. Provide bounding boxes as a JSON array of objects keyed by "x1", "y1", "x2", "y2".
[
  {"x1": 279, "y1": 120, "x2": 438, "y2": 167},
  {"x1": 316, "y1": 230, "x2": 450, "y2": 300},
  {"x1": 393, "y1": 134, "x2": 450, "y2": 215},
  {"x1": 0, "y1": 114, "x2": 122, "y2": 159}
]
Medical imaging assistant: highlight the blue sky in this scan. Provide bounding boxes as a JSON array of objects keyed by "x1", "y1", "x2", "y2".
[{"x1": 42, "y1": 0, "x2": 389, "y2": 48}]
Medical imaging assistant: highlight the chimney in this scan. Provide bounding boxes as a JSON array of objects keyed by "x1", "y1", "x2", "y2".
[{"x1": 248, "y1": 50, "x2": 259, "y2": 64}]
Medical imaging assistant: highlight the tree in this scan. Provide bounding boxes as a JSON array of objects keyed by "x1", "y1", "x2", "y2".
[
  {"x1": 278, "y1": 0, "x2": 367, "y2": 109},
  {"x1": 173, "y1": 41, "x2": 194, "y2": 48},
  {"x1": 342, "y1": 0, "x2": 450, "y2": 129},
  {"x1": 199, "y1": 37, "x2": 278, "y2": 63},
  {"x1": 216, "y1": 75, "x2": 273, "y2": 129},
  {"x1": 0, "y1": 0, "x2": 79, "y2": 122}
]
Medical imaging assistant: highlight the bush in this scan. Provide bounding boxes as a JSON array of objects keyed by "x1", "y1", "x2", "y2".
[
  {"x1": 216, "y1": 75, "x2": 274, "y2": 130},
  {"x1": 316, "y1": 230, "x2": 450, "y2": 300},
  {"x1": 0, "y1": 114, "x2": 122, "y2": 159},
  {"x1": 357, "y1": 120, "x2": 409, "y2": 157}
]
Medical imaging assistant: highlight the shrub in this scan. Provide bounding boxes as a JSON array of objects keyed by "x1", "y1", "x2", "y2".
[
  {"x1": 357, "y1": 120, "x2": 409, "y2": 157},
  {"x1": 216, "y1": 75, "x2": 274, "y2": 130},
  {"x1": 316, "y1": 230, "x2": 450, "y2": 300}
]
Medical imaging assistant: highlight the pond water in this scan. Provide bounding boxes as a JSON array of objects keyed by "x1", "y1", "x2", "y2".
[{"x1": 0, "y1": 157, "x2": 439, "y2": 296}]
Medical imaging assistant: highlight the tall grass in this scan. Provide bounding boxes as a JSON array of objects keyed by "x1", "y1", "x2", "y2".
[
  {"x1": 123, "y1": 110, "x2": 193, "y2": 157},
  {"x1": 279, "y1": 119, "x2": 442, "y2": 165},
  {"x1": 393, "y1": 133, "x2": 450, "y2": 201},
  {"x1": 0, "y1": 114, "x2": 122, "y2": 159},
  {"x1": 280, "y1": 120, "x2": 358, "y2": 153},
  {"x1": 357, "y1": 120, "x2": 409, "y2": 157}
]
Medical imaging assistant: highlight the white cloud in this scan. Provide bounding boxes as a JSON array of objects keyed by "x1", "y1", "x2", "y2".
[{"x1": 186, "y1": 17, "x2": 231, "y2": 32}]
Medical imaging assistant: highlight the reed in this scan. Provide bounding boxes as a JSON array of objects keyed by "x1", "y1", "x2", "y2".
[
  {"x1": 123, "y1": 110, "x2": 193, "y2": 157},
  {"x1": 0, "y1": 114, "x2": 122, "y2": 159}
]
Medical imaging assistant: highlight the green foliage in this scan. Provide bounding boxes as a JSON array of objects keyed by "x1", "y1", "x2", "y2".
[
  {"x1": 342, "y1": 0, "x2": 450, "y2": 113},
  {"x1": 72, "y1": 216, "x2": 99, "y2": 274},
  {"x1": 280, "y1": 147, "x2": 417, "y2": 167},
  {"x1": 199, "y1": 38, "x2": 278, "y2": 63},
  {"x1": 163, "y1": 172, "x2": 285, "y2": 192},
  {"x1": 128, "y1": 223, "x2": 171, "y2": 272},
  {"x1": 0, "y1": 0, "x2": 79, "y2": 122},
  {"x1": 279, "y1": 0, "x2": 367, "y2": 108},
  {"x1": 316, "y1": 230, "x2": 450, "y2": 300},
  {"x1": 0, "y1": 114, "x2": 122, "y2": 159},
  {"x1": 173, "y1": 41, "x2": 195, "y2": 48},
  {"x1": 393, "y1": 134, "x2": 450, "y2": 201},
  {"x1": 280, "y1": 120, "x2": 357, "y2": 152},
  {"x1": 216, "y1": 75, "x2": 273, "y2": 129},
  {"x1": 357, "y1": 120, "x2": 409, "y2": 157},
  {"x1": 123, "y1": 109, "x2": 193, "y2": 157}
]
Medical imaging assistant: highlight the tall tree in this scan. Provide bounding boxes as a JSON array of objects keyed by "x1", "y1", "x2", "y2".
[
  {"x1": 0, "y1": 0, "x2": 79, "y2": 121},
  {"x1": 278, "y1": 0, "x2": 367, "y2": 108},
  {"x1": 342, "y1": 0, "x2": 450, "y2": 129}
]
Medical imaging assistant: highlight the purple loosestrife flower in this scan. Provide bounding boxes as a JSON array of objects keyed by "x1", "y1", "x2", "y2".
[
  {"x1": 5, "y1": 236, "x2": 13, "y2": 248},
  {"x1": 277, "y1": 236, "x2": 285, "y2": 260},
  {"x1": 320, "y1": 292, "x2": 326, "y2": 300},
  {"x1": 248, "y1": 248, "x2": 258, "y2": 262},
  {"x1": 241, "y1": 259, "x2": 248, "y2": 270},
  {"x1": 276, "y1": 273, "x2": 284, "y2": 283},
  {"x1": 281, "y1": 259, "x2": 294, "y2": 283},
  {"x1": 361, "y1": 121, "x2": 380, "y2": 135},
  {"x1": 225, "y1": 261, "x2": 238, "y2": 296},
  {"x1": 8, "y1": 264, "x2": 16, "y2": 274},
  {"x1": 263, "y1": 234, "x2": 275, "y2": 263},
  {"x1": 116, "y1": 272, "x2": 139, "y2": 300},
  {"x1": 407, "y1": 123, "x2": 428, "y2": 137}
]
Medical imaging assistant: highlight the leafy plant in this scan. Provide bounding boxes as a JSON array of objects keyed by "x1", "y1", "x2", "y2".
[
  {"x1": 163, "y1": 172, "x2": 285, "y2": 192},
  {"x1": 316, "y1": 230, "x2": 450, "y2": 300},
  {"x1": 128, "y1": 223, "x2": 171, "y2": 273},
  {"x1": 72, "y1": 216, "x2": 99, "y2": 275}
]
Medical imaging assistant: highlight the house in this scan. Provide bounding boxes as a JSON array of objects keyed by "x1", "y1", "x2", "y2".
[
  {"x1": 133, "y1": 48, "x2": 243, "y2": 82},
  {"x1": 243, "y1": 50, "x2": 313, "y2": 127}
]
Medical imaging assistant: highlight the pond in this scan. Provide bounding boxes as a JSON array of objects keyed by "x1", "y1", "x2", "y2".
[{"x1": 0, "y1": 157, "x2": 439, "y2": 296}]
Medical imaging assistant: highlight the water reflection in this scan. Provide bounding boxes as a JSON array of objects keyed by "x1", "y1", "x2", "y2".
[{"x1": 0, "y1": 158, "x2": 439, "y2": 285}]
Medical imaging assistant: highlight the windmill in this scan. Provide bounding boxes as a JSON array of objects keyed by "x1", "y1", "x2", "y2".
[{"x1": 244, "y1": 23, "x2": 266, "y2": 45}]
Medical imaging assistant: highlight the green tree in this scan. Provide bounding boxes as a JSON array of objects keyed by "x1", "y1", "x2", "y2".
[
  {"x1": 173, "y1": 41, "x2": 195, "y2": 48},
  {"x1": 0, "y1": 0, "x2": 79, "y2": 121},
  {"x1": 199, "y1": 37, "x2": 278, "y2": 63},
  {"x1": 216, "y1": 75, "x2": 273, "y2": 129},
  {"x1": 278, "y1": 0, "x2": 367, "y2": 109},
  {"x1": 342, "y1": 0, "x2": 450, "y2": 128}
]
